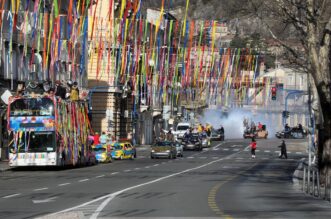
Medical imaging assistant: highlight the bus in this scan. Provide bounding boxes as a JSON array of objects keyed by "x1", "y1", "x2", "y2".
[{"x1": 7, "y1": 95, "x2": 95, "y2": 167}]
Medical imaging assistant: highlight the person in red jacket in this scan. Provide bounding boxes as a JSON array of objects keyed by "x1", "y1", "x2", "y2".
[
  {"x1": 93, "y1": 132, "x2": 100, "y2": 145},
  {"x1": 250, "y1": 137, "x2": 257, "y2": 159}
]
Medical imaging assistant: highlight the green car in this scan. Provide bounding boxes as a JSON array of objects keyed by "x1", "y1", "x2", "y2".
[{"x1": 151, "y1": 141, "x2": 177, "y2": 159}]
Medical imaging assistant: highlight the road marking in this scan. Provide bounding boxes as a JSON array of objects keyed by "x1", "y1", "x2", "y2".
[
  {"x1": 78, "y1": 179, "x2": 89, "y2": 182},
  {"x1": 111, "y1": 172, "x2": 119, "y2": 175},
  {"x1": 236, "y1": 157, "x2": 243, "y2": 160},
  {"x1": 187, "y1": 157, "x2": 194, "y2": 159},
  {"x1": 153, "y1": 164, "x2": 159, "y2": 167},
  {"x1": 2, "y1": 193, "x2": 21, "y2": 199},
  {"x1": 223, "y1": 148, "x2": 229, "y2": 151},
  {"x1": 96, "y1": 175, "x2": 105, "y2": 178},
  {"x1": 275, "y1": 151, "x2": 280, "y2": 153},
  {"x1": 255, "y1": 150, "x2": 260, "y2": 152},
  {"x1": 212, "y1": 157, "x2": 219, "y2": 159},
  {"x1": 233, "y1": 149, "x2": 240, "y2": 151},
  {"x1": 137, "y1": 156, "x2": 146, "y2": 159},
  {"x1": 34, "y1": 187, "x2": 48, "y2": 191},
  {"x1": 287, "y1": 152, "x2": 292, "y2": 154},
  {"x1": 264, "y1": 150, "x2": 270, "y2": 153},
  {"x1": 212, "y1": 148, "x2": 219, "y2": 151},
  {"x1": 124, "y1": 170, "x2": 131, "y2": 172},
  {"x1": 296, "y1": 152, "x2": 303, "y2": 154},
  {"x1": 33, "y1": 197, "x2": 57, "y2": 204},
  {"x1": 48, "y1": 147, "x2": 242, "y2": 219},
  {"x1": 134, "y1": 168, "x2": 141, "y2": 170},
  {"x1": 58, "y1": 183, "x2": 71, "y2": 187},
  {"x1": 199, "y1": 157, "x2": 207, "y2": 159},
  {"x1": 145, "y1": 166, "x2": 151, "y2": 169}
]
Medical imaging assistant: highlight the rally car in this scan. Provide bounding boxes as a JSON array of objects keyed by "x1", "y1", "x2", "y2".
[
  {"x1": 92, "y1": 144, "x2": 112, "y2": 163},
  {"x1": 111, "y1": 142, "x2": 135, "y2": 160}
]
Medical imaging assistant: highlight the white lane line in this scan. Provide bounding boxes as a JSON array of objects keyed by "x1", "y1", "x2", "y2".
[
  {"x1": 78, "y1": 179, "x2": 89, "y2": 182},
  {"x1": 134, "y1": 168, "x2": 141, "y2": 170},
  {"x1": 287, "y1": 152, "x2": 292, "y2": 154},
  {"x1": 96, "y1": 175, "x2": 105, "y2": 178},
  {"x1": 223, "y1": 148, "x2": 229, "y2": 151},
  {"x1": 58, "y1": 183, "x2": 71, "y2": 187},
  {"x1": 296, "y1": 152, "x2": 303, "y2": 154},
  {"x1": 48, "y1": 146, "x2": 242, "y2": 219},
  {"x1": 275, "y1": 151, "x2": 280, "y2": 153},
  {"x1": 124, "y1": 170, "x2": 131, "y2": 172},
  {"x1": 212, "y1": 157, "x2": 219, "y2": 159},
  {"x1": 34, "y1": 187, "x2": 48, "y2": 191},
  {"x1": 236, "y1": 157, "x2": 243, "y2": 160},
  {"x1": 153, "y1": 164, "x2": 159, "y2": 167},
  {"x1": 233, "y1": 149, "x2": 240, "y2": 151},
  {"x1": 2, "y1": 193, "x2": 21, "y2": 199},
  {"x1": 199, "y1": 157, "x2": 207, "y2": 159},
  {"x1": 264, "y1": 150, "x2": 270, "y2": 153},
  {"x1": 145, "y1": 166, "x2": 151, "y2": 169},
  {"x1": 111, "y1": 172, "x2": 119, "y2": 175},
  {"x1": 212, "y1": 148, "x2": 219, "y2": 151},
  {"x1": 255, "y1": 150, "x2": 260, "y2": 152}
]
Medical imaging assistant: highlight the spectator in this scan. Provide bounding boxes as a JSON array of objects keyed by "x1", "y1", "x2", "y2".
[
  {"x1": 258, "y1": 122, "x2": 263, "y2": 131},
  {"x1": 250, "y1": 137, "x2": 257, "y2": 159},
  {"x1": 100, "y1": 132, "x2": 107, "y2": 144},
  {"x1": 278, "y1": 140, "x2": 288, "y2": 159},
  {"x1": 93, "y1": 132, "x2": 100, "y2": 145}
]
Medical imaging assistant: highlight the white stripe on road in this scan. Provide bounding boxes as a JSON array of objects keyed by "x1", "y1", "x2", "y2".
[
  {"x1": 223, "y1": 148, "x2": 229, "y2": 151},
  {"x1": 153, "y1": 164, "x2": 159, "y2": 167},
  {"x1": 287, "y1": 152, "x2": 292, "y2": 154},
  {"x1": 78, "y1": 179, "x2": 89, "y2": 182},
  {"x1": 233, "y1": 149, "x2": 240, "y2": 151},
  {"x1": 275, "y1": 151, "x2": 280, "y2": 153},
  {"x1": 296, "y1": 152, "x2": 303, "y2": 154},
  {"x1": 124, "y1": 170, "x2": 131, "y2": 172},
  {"x1": 187, "y1": 157, "x2": 194, "y2": 159},
  {"x1": 199, "y1": 157, "x2": 207, "y2": 159},
  {"x1": 212, "y1": 157, "x2": 219, "y2": 159},
  {"x1": 145, "y1": 166, "x2": 151, "y2": 169},
  {"x1": 2, "y1": 193, "x2": 21, "y2": 199},
  {"x1": 58, "y1": 183, "x2": 71, "y2": 187},
  {"x1": 264, "y1": 150, "x2": 270, "y2": 153},
  {"x1": 34, "y1": 187, "x2": 48, "y2": 191},
  {"x1": 212, "y1": 148, "x2": 219, "y2": 151},
  {"x1": 111, "y1": 172, "x2": 119, "y2": 175},
  {"x1": 255, "y1": 150, "x2": 260, "y2": 152},
  {"x1": 95, "y1": 175, "x2": 105, "y2": 178},
  {"x1": 134, "y1": 168, "x2": 141, "y2": 170},
  {"x1": 48, "y1": 147, "x2": 242, "y2": 219}
]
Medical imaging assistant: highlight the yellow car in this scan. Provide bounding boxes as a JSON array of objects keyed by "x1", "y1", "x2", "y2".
[
  {"x1": 111, "y1": 142, "x2": 135, "y2": 160},
  {"x1": 92, "y1": 144, "x2": 112, "y2": 163}
]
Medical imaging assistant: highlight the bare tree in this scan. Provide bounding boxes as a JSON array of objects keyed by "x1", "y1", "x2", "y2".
[{"x1": 233, "y1": 0, "x2": 331, "y2": 179}]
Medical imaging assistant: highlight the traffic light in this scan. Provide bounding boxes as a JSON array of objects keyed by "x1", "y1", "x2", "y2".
[
  {"x1": 282, "y1": 111, "x2": 290, "y2": 118},
  {"x1": 271, "y1": 87, "x2": 277, "y2": 100}
]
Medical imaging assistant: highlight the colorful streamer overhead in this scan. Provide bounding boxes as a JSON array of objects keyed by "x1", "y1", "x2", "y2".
[{"x1": 0, "y1": 0, "x2": 265, "y2": 107}]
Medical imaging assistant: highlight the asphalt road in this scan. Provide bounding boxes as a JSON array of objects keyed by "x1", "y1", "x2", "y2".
[{"x1": 0, "y1": 139, "x2": 330, "y2": 219}]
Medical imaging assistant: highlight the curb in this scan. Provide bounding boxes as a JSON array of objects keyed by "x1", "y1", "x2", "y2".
[{"x1": 292, "y1": 158, "x2": 306, "y2": 188}]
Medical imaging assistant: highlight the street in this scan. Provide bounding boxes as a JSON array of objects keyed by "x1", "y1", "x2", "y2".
[{"x1": 1, "y1": 139, "x2": 330, "y2": 219}]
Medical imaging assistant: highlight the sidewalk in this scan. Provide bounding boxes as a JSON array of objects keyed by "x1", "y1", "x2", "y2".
[{"x1": 0, "y1": 160, "x2": 10, "y2": 172}]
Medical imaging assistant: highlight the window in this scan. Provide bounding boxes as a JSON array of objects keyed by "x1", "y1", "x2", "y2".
[{"x1": 10, "y1": 98, "x2": 54, "y2": 116}]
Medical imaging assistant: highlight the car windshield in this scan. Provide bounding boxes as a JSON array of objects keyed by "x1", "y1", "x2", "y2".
[
  {"x1": 93, "y1": 147, "x2": 106, "y2": 152},
  {"x1": 113, "y1": 144, "x2": 122, "y2": 150},
  {"x1": 154, "y1": 142, "x2": 172, "y2": 146},
  {"x1": 177, "y1": 125, "x2": 189, "y2": 131},
  {"x1": 10, "y1": 97, "x2": 54, "y2": 116}
]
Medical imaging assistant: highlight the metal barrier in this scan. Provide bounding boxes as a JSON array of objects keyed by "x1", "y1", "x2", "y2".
[{"x1": 302, "y1": 164, "x2": 331, "y2": 203}]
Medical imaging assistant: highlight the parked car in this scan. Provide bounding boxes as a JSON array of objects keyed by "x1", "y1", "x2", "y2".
[
  {"x1": 243, "y1": 125, "x2": 268, "y2": 139},
  {"x1": 92, "y1": 144, "x2": 112, "y2": 163},
  {"x1": 151, "y1": 141, "x2": 177, "y2": 159},
  {"x1": 175, "y1": 141, "x2": 184, "y2": 157},
  {"x1": 276, "y1": 127, "x2": 308, "y2": 139},
  {"x1": 111, "y1": 142, "x2": 135, "y2": 160},
  {"x1": 183, "y1": 133, "x2": 202, "y2": 151}
]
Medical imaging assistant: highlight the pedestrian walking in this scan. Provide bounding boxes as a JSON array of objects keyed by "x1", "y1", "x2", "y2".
[
  {"x1": 278, "y1": 140, "x2": 288, "y2": 159},
  {"x1": 250, "y1": 137, "x2": 257, "y2": 159}
]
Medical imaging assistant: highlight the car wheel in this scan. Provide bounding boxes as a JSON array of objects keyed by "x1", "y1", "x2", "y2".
[
  {"x1": 130, "y1": 154, "x2": 134, "y2": 160},
  {"x1": 120, "y1": 155, "x2": 124, "y2": 160}
]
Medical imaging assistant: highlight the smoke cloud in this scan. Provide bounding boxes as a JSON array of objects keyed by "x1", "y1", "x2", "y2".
[{"x1": 197, "y1": 108, "x2": 280, "y2": 139}]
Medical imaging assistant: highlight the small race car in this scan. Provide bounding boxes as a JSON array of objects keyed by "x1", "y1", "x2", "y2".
[
  {"x1": 92, "y1": 144, "x2": 112, "y2": 163},
  {"x1": 150, "y1": 141, "x2": 177, "y2": 159},
  {"x1": 182, "y1": 133, "x2": 202, "y2": 151},
  {"x1": 275, "y1": 127, "x2": 308, "y2": 139},
  {"x1": 111, "y1": 142, "x2": 135, "y2": 160},
  {"x1": 243, "y1": 125, "x2": 268, "y2": 139}
]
